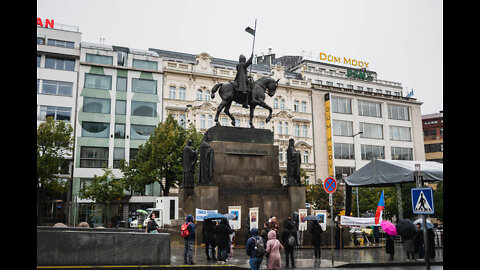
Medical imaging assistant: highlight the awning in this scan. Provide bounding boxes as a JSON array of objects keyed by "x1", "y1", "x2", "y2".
[{"x1": 345, "y1": 159, "x2": 443, "y2": 187}]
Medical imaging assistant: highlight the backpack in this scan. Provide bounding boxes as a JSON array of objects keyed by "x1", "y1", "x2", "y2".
[
  {"x1": 287, "y1": 234, "x2": 295, "y2": 246},
  {"x1": 181, "y1": 222, "x2": 192, "y2": 237},
  {"x1": 253, "y1": 236, "x2": 266, "y2": 257}
]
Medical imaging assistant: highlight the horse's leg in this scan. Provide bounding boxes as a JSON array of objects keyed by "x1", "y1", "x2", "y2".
[
  {"x1": 214, "y1": 100, "x2": 227, "y2": 125},
  {"x1": 223, "y1": 102, "x2": 236, "y2": 126},
  {"x1": 258, "y1": 101, "x2": 273, "y2": 123},
  {"x1": 249, "y1": 104, "x2": 256, "y2": 128}
]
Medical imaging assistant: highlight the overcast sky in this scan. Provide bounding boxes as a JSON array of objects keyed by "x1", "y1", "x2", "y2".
[{"x1": 37, "y1": 0, "x2": 443, "y2": 115}]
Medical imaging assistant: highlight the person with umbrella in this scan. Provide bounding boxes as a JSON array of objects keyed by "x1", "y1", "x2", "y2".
[
  {"x1": 215, "y1": 218, "x2": 233, "y2": 264},
  {"x1": 310, "y1": 219, "x2": 323, "y2": 260},
  {"x1": 396, "y1": 219, "x2": 416, "y2": 261},
  {"x1": 381, "y1": 220, "x2": 397, "y2": 261},
  {"x1": 202, "y1": 219, "x2": 216, "y2": 260}
]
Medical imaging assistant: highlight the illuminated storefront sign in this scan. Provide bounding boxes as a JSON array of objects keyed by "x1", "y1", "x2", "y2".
[
  {"x1": 319, "y1": 52, "x2": 369, "y2": 68},
  {"x1": 324, "y1": 93, "x2": 334, "y2": 177},
  {"x1": 37, "y1": 18, "x2": 54, "y2": 28}
]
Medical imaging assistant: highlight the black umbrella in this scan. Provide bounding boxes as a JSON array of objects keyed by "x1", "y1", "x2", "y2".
[
  {"x1": 302, "y1": 215, "x2": 321, "y2": 221},
  {"x1": 396, "y1": 219, "x2": 416, "y2": 238}
]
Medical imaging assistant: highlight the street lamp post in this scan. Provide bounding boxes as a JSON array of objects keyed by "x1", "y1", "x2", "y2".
[{"x1": 351, "y1": 131, "x2": 362, "y2": 217}]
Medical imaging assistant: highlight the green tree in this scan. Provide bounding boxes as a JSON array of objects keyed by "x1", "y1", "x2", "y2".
[
  {"x1": 432, "y1": 181, "x2": 443, "y2": 222},
  {"x1": 120, "y1": 114, "x2": 203, "y2": 196},
  {"x1": 79, "y1": 167, "x2": 127, "y2": 226},
  {"x1": 37, "y1": 117, "x2": 73, "y2": 225},
  {"x1": 306, "y1": 181, "x2": 344, "y2": 216}
]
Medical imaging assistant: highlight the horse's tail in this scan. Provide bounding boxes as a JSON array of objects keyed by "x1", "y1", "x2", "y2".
[{"x1": 211, "y1": 83, "x2": 222, "y2": 99}]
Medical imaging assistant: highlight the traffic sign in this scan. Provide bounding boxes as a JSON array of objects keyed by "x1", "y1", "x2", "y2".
[
  {"x1": 411, "y1": 188, "x2": 434, "y2": 214},
  {"x1": 323, "y1": 177, "x2": 337, "y2": 194}
]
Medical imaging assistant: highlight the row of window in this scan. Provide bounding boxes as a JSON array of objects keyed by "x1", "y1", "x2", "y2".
[
  {"x1": 83, "y1": 73, "x2": 157, "y2": 94},
  {"x1": 333, "y1": 142, "x2": 413, "y2": 160},
  {"x1": 85, "y1": 53, "x2": 158, "y2": 71},
  {"x1": 332, "y1": 120, "x2": 412, "y2": 141},
  {"x1": 315, "y1": 80, "x2": 401, "y2": 96},
  {"x1": 331, "y1": 96, "x2": 410, "y2": 121},
  {"x1": 37, "y1": 37, "x2": 75, "y2": 48},
  {"x1": 37, "y1": 55, "x2": 75, "y2": 71},
  {"x1": 81, "y1": 121, "x2": 155, "y2": 140},
  {"x1": 276, "y1": 122, "x2": 309, "y2": 137},
  {"x1": 83, "y1": 97, "x2": 157, "y2": 117},
  {"x1": 279, "y1": 149, "x2": 310, "y2": 164}
]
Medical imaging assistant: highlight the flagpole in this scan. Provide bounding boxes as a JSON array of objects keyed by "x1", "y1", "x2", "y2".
[{"x1": 249, "y1": 19, "x2": 257, "y2": 77}]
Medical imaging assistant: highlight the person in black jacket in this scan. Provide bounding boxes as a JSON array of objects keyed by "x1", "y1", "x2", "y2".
[
  {"x1": 145, "y1": 213, "x2": 159, "y2": 233},
  {"x1": 310, "y1": 220, "x2": 323, "y2": 259},
  {"x1": 215, "y1": 218, "x2": 233, "y2": 263},
  {"x1": 281, "y1": 219, "x2": 297, "y2": 268},
  {"x1": 202, "y1": 219, "x2": 216, "y2": 260},
  {"x1": 385, "y1": 234, "x2": 395, "y2": 260}
]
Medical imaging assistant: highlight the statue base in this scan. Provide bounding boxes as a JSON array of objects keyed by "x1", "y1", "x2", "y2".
[
  {"x1": 194, "y1": 185, "x2": 218, "y2": 210},
  {"x1": 178, "y1": 187, "x2": 194, "y2": 219}
]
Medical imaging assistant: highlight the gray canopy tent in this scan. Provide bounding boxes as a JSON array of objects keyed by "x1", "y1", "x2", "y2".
[
  {"x1": 345, "y1": 159, "x2": 443, "y2": 187},
  {"x1": 343, "y1": 159, "x2": 443, "y2": 218}
]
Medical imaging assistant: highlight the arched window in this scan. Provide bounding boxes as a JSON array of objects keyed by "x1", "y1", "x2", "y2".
[
  {"x1": 273, "y1": 98, "x2": 279, "y2": 109},
  {"x1": 197, "y1": 89, "x2": 203, "y2": 101},
  {"x1": 205, "y1": 90, "x2": 211, "y2": 101},
  {"x1": 304, "y1": 151, "x2": 309, "y2": 163},
  {"x1": 280, "y1": 99, "x2": 285, "y2": 109},
  {"x1": 200, "y1": 114, "x2": 205, "y2": 129}
]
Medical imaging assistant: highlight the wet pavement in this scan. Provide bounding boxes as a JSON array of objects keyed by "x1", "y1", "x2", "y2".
[{"x1": 171, "y1": 242, "x2": 443, "y2": 269}]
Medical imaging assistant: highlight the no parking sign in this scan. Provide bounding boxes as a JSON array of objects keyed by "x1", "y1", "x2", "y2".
[{"x1": 323, "y1": 177, "x2": 337, "y2": 194}]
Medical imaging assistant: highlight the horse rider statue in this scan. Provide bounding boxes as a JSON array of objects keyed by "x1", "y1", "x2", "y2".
[{"x1": 234, "y1": 53, "x2": 254, "y2": 108}]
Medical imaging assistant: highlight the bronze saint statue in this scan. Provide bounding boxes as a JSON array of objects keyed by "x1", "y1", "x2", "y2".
[
  {"x1": 182, "y1": 140, "x2": 197, "y2": 188},
  {"x1": 198, "y1": 131, "x2": 215, "y2": 185},
  {"x1": 234, "y1": 53, "x2": 253, "y2": 108},
  {"x1": 286, "y1": 138, "x2": 301, "y2": 186}
]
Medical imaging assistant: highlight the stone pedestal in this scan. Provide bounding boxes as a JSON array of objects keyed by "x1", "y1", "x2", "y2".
[
  {"x1": 179, "y1": 125, "x2": 306, "y2": 244},
  {"x1": 288, "y1": 186, "x2": 306, "y2": 214},
  {"x1": 178, "y1": 187, "x2": 194, "y2": 219},
  {"x1": 194, "y1": 185, "x2": 218, "y2": 210}
]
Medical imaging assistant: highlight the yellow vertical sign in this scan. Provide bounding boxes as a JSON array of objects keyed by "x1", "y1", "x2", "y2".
[{"x1": 325, "y1": 93, "x2": 334, "y2": 176}]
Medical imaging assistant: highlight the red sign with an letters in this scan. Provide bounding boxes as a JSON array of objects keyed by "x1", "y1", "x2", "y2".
[{"x1": 37, "y1": 18, "x2": 54, "y2": 28}]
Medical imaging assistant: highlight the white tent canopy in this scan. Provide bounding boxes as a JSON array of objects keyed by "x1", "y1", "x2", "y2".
[{"x1": 345, "y1": 159, "x2": 443, "y2": 187}]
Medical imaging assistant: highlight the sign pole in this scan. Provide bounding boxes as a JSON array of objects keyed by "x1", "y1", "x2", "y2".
[
  {"x1": 330, "y1": 194, "x2": 334, "y2": 267},
  {"x1": 415, "y1": 164, "x2": 430, "y2": 270}
]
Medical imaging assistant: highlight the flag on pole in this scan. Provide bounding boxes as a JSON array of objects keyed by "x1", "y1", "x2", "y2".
[
  {"x1": 406, "y1": 89, "x2": 414, "y2": 98},
  {"x1": 375, "y1": 190, "x2": 385, "y2": 225},
  {"x1": 245, "y1": 26, "x2": 256, "y2": 36}
]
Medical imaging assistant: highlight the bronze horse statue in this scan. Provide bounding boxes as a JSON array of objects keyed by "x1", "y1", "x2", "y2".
[{"x1": 210, "y1": 77, "x2": 279, "y2": 128}]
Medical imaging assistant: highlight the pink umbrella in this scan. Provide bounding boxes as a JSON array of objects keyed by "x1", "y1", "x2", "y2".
[{"x1": 380, "y1": 220, "x2": 397, "y2": 236}]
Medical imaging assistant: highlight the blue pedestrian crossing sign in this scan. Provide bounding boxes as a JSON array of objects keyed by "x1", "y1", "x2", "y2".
[{"x1": 411, "y1": 188, "x2": 434, "y2": 214}]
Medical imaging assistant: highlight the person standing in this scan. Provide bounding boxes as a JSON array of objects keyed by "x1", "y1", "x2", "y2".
[
  {"x1": 182, "y1": 215, "x2": 196, "y2": 265},
  {"x1": 215, "y1": 218, "x2": 233, "y2": 264},
  {"x1": 281, "y1": 220, "x2": 297, "y2": 268},
  {"x1": 404, "y1": 232, "x2": 415, "y2": 261},
  {"x1": 202, "y1": 219, "x2": 216, "y2": 260},
  {"x1": 265, "y1": 230, "x2": 283, "y2": 270},
  {"x1": 414, "y1": 223, "x2": 424, "y2": 260},
  {"x1": 145, "y1": 213, "x2": 159, "y2": 233},
  {"x1": 246, "y1": 228, "x2": 265, "y2": 270},
  {"x1": 310, "y1": 220, "x2": 323, "y2": 259},
  {"x1": 385, "y1": 234, "x2": 395, "y2": 260}
]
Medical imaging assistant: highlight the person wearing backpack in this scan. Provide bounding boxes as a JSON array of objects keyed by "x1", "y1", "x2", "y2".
[
  {"x1": 281, "y1": 219, "x2": 297, "y2": 268},
  {"x1": 182, "y1": 215, "x2": 195, "y2": 265},
  {"x1": 246, "y1": 228, "x2": 265, "y2": 270}
]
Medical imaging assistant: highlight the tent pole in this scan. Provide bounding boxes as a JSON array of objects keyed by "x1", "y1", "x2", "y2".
[{"x1": 396, "y1": 183, "x2": 403, "y2": 220}]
